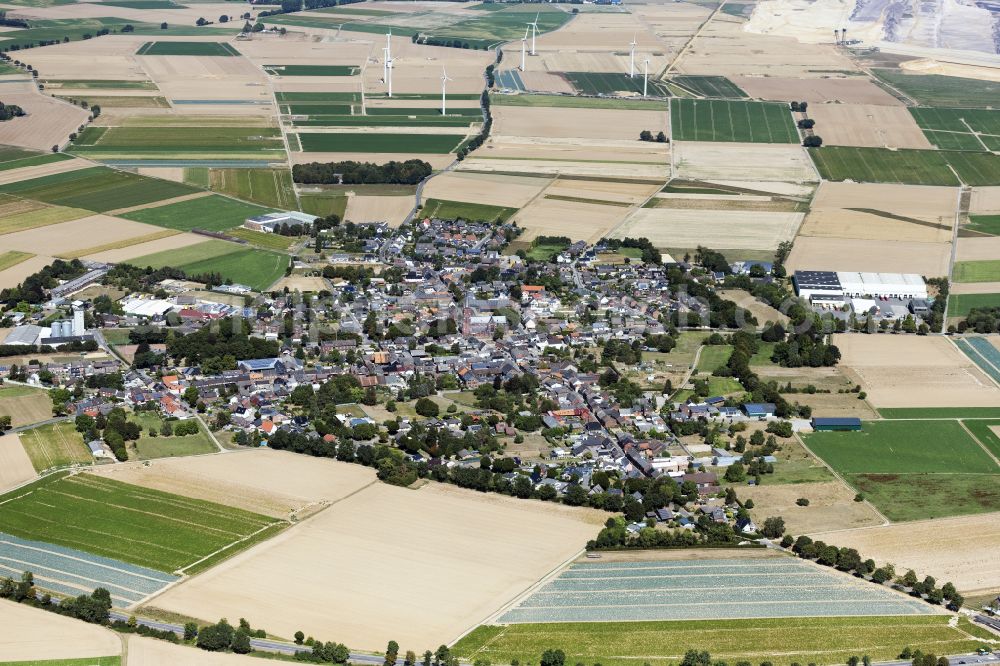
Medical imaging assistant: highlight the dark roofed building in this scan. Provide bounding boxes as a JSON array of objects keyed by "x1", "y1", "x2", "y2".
[{"x1": 812, "y1": 417, "x2": 862, "y2": 432}]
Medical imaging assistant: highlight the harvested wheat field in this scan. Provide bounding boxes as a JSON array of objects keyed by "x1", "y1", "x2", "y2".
[
  {"x1": 545, "y1": 178, "x2": 659, "y2": 205},
  {"x1": 613, "y1": 207, "x2": 803, "y2": 251},
  {"x1": 950, "y1": 282, "x2": 1000, "y2": 295},
  {"x1": 970, "y1": 187, "x2": 1000, "y2": 214},
  {"x1": 493, "y1": 106, "x2": 668, "y2": 141},
  {"x1": 807, "y1": 104, "x2": 932, "y2": 149},
  {"x1": 742, "y1": 481, "x2": 884, "y2": 534},
  {"x1": 0, "y1": 90, "x2": 90, "y2": 150},
  {"x1": 272, "y1": 275, "x2": 329, "y2": 292},
  {"x1": 733, "y1": 76, "x2": 903, "y2": 105},
  {"x1": 0, "y1": 157, "x2": 91, "y2": 185},
  {"x1": 0, "y1": 387, "x2": 52, "y2": 428},
  {"x1": 126, "y1": 635, "x2": 260, "y2": 665},
  {"x1": 810, "y1": 512, "x2": 1000, "y2": 594},
  {"x1": 152, "y1": 480, "x2": 603, "y2": 651},
  {"x1": 786, "y1": 237, "x2": 951, "y2": 278},
  {"x1": 83, "y1": 232, "x2": 206, "y2": 264},
  {"x1": 422, "y1": 172, "x2": 550, "y2": 208},
  {"x1": 832, "y1": 334, "x2": 1000, "y2": 408},
  {"x1": 0, "y1": 215, "x2": 164, "y2": 257},
  {"x1": 0, "y1": 599, "x2": 121, "y2": 662},
  {"x1": 0, "y1": 436, "x2": 36, "y2": 493},
  {"x1": 518, "y1": 71, "x2": 576, "y2": 94},
  {"x1": 957, "y1": 237, "x2": 1000, "y2": 261},
  {"x1": 673, "y1": 141, "x2": 816, "y2": 182},
  {"x1": 345, "y1": 193, "x2": 415, "y2": 227},
  {"x1": 89, "y1": 448, "x2": 376, "y2": 519},
  {"x1": 0, "y1": 255, "x2": 55, "y2": 290},
  {"x1": 516, "y1": 197, "x2": 634, "y2": 244}
]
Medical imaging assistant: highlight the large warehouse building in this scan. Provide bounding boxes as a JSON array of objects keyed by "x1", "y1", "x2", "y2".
[{"x1": 793, "y1": 271, "x2": 928, "y2": 302}]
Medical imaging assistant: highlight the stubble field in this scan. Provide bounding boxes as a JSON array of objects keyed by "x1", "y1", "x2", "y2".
[
  {"x1": 0, "y1": 436, "x2": 36, "y2": 493},
  {"x1": 0, "y1": 599, "x2": 121, "y2": 663},
  {"x1": 806, "y1": 104, "x2": 932, "y2": 149}
]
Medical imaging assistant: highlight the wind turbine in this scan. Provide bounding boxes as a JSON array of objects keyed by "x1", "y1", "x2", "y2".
[
  {"x1": 382, "y1": 45, "x2": 388, "y2": 83},
  {"x1": 520, "y1": 27, "x2": 528, "y2": 71},
  {"x1": 642, "y1": 58, "x2": 649, "y2": 97},
  {"x1": 385, "y1": 28, "x2": 392, "y2": 62},
  {"x1": 386, "y1": 52, "x2": 396, "y2": 97},
  {"x1": 528, "y1": 13, "x2": 538, "y2": 56},
  {"x1": 629, "y1": 33, "x2": 637, "y2": 78},
  {"x1": 440, "y1": 67, "x2": 452, "y2": 116}
]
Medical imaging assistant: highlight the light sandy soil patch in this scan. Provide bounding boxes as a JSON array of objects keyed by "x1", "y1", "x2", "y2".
[
  {"x1": 151, "y1": 480, "x2": 603, "y2": 651},
  {"x1": 125, "y1": 635, "x2": 263, "y2": 665},
  {"x1": 957, "y1": 236, "x2": 1000, "y2": 261},
  {"x1": 538, "y1": 52, "x2": 669, "y2": 76},
  {"x1": 580, "y1": 547, "x2": 787, "y2": 563},
  {"x1": 0, "y1": 254, "x2": 55, "y2": 290},
  {"x1": 235, "y1": 32, "x2": 371, "y2": 64},
  {"x1": 0, "y1": 435, "x2": 36, "y2": 493},
  {"x1": 137, "y1": 167, "x2": 186, "y2": 183},
  {"x1": 493, "y1": 106, "x2": 668, "y2": 141},
  {"x1": 344, "y1": 193, "x2": 414, "y2": 226},
  {"x1": 0, "y1": 157, "x2": 91, "y2": 185},
  {"x1": 533, "y1": 11, "x2": 660, "y2": 52},
  {"x1": 786, "y1": 236, "x2": 951, "y2": 277},
  {"x1": 547, "y1": 178, "x2": 659, "y2": 204},
  {"x1": 971, "y1": 187, "x2": 1000, "y2": 214},
  {"x1": 89, "y1": 448, "x2": 376, "y2": 519},
  {"x1": 422, "y1": 172, "x2": 550, "y2": 208},
  {"x1": 950, "y1": 282, "x2": 1000, "y2": 295},
  {"x1": 359, "y1": 35, "x2": 493, "y2": 96},
  {"x1": 12, "y1": 35, "x2": 148, "y2": 80},
  {"x1": 139, "y1": 51, "x2": 274, "y2": 105},
  {"x1": 832, "y1": 334, "x2": 1000, "y2": 407},
  {"x1": 900, "y1": 58, "x2": 1000, "y2": 83},
  {"x1": 732, "y1": 75, "x2": 902, "y2": 105},
  {"x1": 807, "y1": 104, "x2": 932, "y2": 149},
  {"x1": 518, "y1": 71, "x2": 576, "y2": 94},
  {"x1": 272, "y1": 275, "x2": 329, "y2": 292},
  {"x1": 13, "y1": 2, "x2": 250, "y2": 24},
  {"x1": 1, "y1": 215, "x2": 164, "y2": 256},
  {"x1": 290, "y1": 151, "x2": 454, "y2": 169},
  {"x1": 516, "y1": 196, "x2": 634, "y2": 244},
  {"x1": 613, "y1": 207, "x2": 803, "y2": 250},
  {"x1": 0, "y1": 598, "x2": 121, "y2": 662},
  {"x1": 706, "y1": 180, "x2": 816, "y2": 198},
  {"x1": 0, "y1": 389, "x2": 52, "y2": 428},
  {"x1": 462, "y1": 135, "x2": 670, "y2": 179},
  {"x1": 83, "y1": 232, "x2": 207, "y2": 264},
  {"x1": 742, "y1": 481, "x2": 884, "y2": 534},
  {"x1": 718, "y1": 289, "x2": 790, "y2": 324},
  {"x1": 461, "y1": 157, "x2": 668, "y2": 179},
  {"x1": 673, "y1": 141, "x2": 816, "y2": 182},
  {"x1": 810, "y1": 512, "x2": 1000, "y2": 594},
  {"x1": 0, "y1": 89, "x2": 90, "y2": 150}
]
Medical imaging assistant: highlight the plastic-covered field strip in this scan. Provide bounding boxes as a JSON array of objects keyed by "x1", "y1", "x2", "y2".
[{"x1": 497, "y1": 558, "x2": 934, "y2": 624}]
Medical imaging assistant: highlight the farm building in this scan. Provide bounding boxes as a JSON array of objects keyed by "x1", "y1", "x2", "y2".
[
  {"x1": 812, "y1": 417, "x2": 863, "y2": 432},
  {"x1": 793, "y1": 271, "x2": 928, "y2": 302},
  {"x1": 245, "y1": 211, "x2": 317, "y2": 234},
  {"x1": 743, "y1": 403, "x2": 776, "y2": 419}
]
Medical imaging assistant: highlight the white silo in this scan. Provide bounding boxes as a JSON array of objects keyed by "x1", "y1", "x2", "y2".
[{"x1": 73, "y1": 306, "x2": 85, "y2": 336}]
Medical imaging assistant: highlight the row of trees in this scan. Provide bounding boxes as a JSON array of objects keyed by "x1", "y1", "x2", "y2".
[
  {"x1": 639, "y1": 129, "x2": 668, "y2": 143},
  {"x1": 292, "y1": 159, "x2": 432, "y2": 185},
  {"x1": 0, "y1": 100, "x2": 25, "y2": 121}
]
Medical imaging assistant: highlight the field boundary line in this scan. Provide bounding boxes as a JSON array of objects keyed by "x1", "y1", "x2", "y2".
[
  {"x1": 957, "y1": 419, "x2": 1000, "y2": 470},
  {"x1": 174, "y1": 520, "x2": 281, "y2": 577},
  {"x1": 793, "y1": 432, "x2": 890, "y2": 526}
]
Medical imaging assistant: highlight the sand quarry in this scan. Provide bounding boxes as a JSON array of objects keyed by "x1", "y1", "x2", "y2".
[
  {"x1": 146, "y1": 456, "x2": 602, "y2": 651},
  {"x1": 832, "y1": 334, "x2": 1000, "y2": 408},
  {"x1": 810, "y1": 512, "x2": 1000, "y2": 594}
]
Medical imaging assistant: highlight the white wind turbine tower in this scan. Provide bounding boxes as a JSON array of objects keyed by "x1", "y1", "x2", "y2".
[
  {"x1": 520, "y1": 27, "x2": 528, "y2": 71},
  {"x1": 642, "y1": 57, "x2": 649, "y2": 97},
  {"x1": 528, "y1": 13, "x2": 539, "y2": 55},
  {"x1": 386, "y1": 53, "x2": 396, "y2": 97},
  {"x1": 629, "y1": 33, "x2": 637, "y2": 78},
  {"x1": 440, "y1": 67, "x2": 452, "y2": 116}
]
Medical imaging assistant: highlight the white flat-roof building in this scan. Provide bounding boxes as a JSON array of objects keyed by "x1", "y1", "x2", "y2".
[
  {"x1": 245, "y1": 211, "x2": 318, "y2": 233},
  {"x1": 793, "y1": 270, "x2": 928, "y2": 302},
  {"x1": 121, "y1": 296, "x2": 175, "y2": 318}
]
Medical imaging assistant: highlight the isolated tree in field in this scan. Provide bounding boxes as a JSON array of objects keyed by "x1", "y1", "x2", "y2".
[
  {"x1": 414, "y1": 397, "x2": 439, "y2": 417},
  {"x1": 540, "y1": 649, "x2": 566, "y2": 666},
  {"x1": 639, "y1": 130, "x2": 653, "y2": 142},
  {"x1": 655, "y1": 131, "x2": 667, "y2": 143},
  {"x1": 0, "y1": 415, "x2": 11, "y2": 431},
  {"x1": 160, "y1": 22, "x2": 168, "y2": 29},
  {"x1": 761, "y1": 516, "x2": 785, "y2": 538},
  {"x1": 196, "y1": 17, "x2": 207, "y2": 25},
  {"x1": 803, "y1": 135, "x2": 823, "y2": 148},
  {"x1": 219, "y1": 15, "x2": 229, "y2": 23}
]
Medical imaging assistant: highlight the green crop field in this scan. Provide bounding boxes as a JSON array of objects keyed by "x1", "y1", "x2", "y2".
[
  {"x1": 491, "y1": 93, "x2": 665, "y2": 110},
  {"x1": 293, "y1": 116, "x2": 475, "y2": 128},
  {"x1": 129, "y1": 239, "x2": 288, "y2": 291},
  {"x1": 225, "y1": 227, "x2": 297, "y2": 250},
  {"x1": 421, "y1": 198, "x2": 517, "y2": 223},
  {"x1": 695, "y1": 344, "x2": 733, "y2": 372},
  {"x1": 296, "y1": 132, "x2": 466, "y2": 153},
  {"x1": 130, "y1": 414, "x2": 217, "y2": 459},
  {"x1": 0, "y1": 167, "x2": 199, "y2": 213},
  {"x1": 121, "y1": 194, "x2": 272, "y2": 232},
  {"x1": 299, "y1": 192, "x2": 348, "y2": 219},
  {"x1": 967, "y1": 214, "x2": 1000, "y2": 235},
  {"x1": 563, "y1": 71, "x2": 671, "y2": 97},
  {"x1": 453, "y1": 616, "x2": 980, "y2": 666},
  {"x1": 276, "y1": 91, "x2": 363, "y2": 103},
  {"x1": 264, "y1": 64, "x2": 359, "y2": 76},
  {"x1": 71, "y1": 126, "x2": 285, "y2": 158},
  {"x1": 206, "y1": 168, "x2": 296, "y2": 209},
  {"x1": 962, "y1": 419, "x2": 1000, "y2": 459},
  {"x1": 878, "y1": 407, "x2": 1000, "y2": 419},
  {"x1": 0, "y1": 473, "x2": 279, "y2": 572},
  {"x1": 0, "y1": 250, "x2": 33, "y2": 272},
  {"x1": 671, "y1": 99, "x2": 798, "y2": 143},
  {"x1": 809, "y1": 147, "x2": 1000, "y2": 186},
  {"x1": 909, "y1": 107, "x2": 1000, "y2": 151},
  {"x1": 670, "y1": 75, "x2": 747, "y2": 98},
  {"x1": 43, "y1": 79, "x2": 158, "y2": 90},
  {"x1": 0, "y1": 152, "x2": 72, "y2": 172},
  {"x1": 920, "y1": 130, "x2": 985, "y2": 151},
  {"x1": 803, "y1": 420, "x2": 1000, "y2": 520},
  {"x1": 17, "y1": 422, "x2": 93, "y2": 472},
  {"x1": 136, "y1": 41, "x2": 240, "y2": 56},
  {"x1": 0, "y1": 147, "x2": 39, "y2": 164},
  {"x1": 947, "y1": 293, "x2": 1000, "y2": 316},
  {"x1": 873, "y1": 69, "x2": 1000, "y2": 108},
  {"x1": 954, "y1": 260, "x2": 1000, "y2": 282}
]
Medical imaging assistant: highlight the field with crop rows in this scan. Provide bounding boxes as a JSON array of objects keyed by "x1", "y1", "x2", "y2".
[
  {"x1": 954, "y1": 260, "x2": 1000, "y2": 282},
  {"x1": 208, "y1": 168, "x2": 297, "y2": 209},
  {"x1": 0, "y1": 473, "x2": 280, "y2": 573},
  {"x1": 0, "y1": 167, "x2": 198, "y2": 213},
  {"x1": 18, "y1": 422, "x2": 94, "y2": 472},
  {"x1": 454, "y1": 616, "x2": 979, "y2": 666},
  {"x1": 873, "y1": 70, "x2": 1000, "y2": 108},
  {"x1": 497, "y1": 558, "x2": 932, "y2": 624},
  {"x1": 671, "y1": 75, "x2": 747, "y2": 98},
  {"x1": 296, "y1": 133, "x2": 466, "y2": 153},
  {"x1": 71, "y1": 126, "x2": 285, "y2": 158},
  {"x1": 563, "y1": 72, "x2": 671, "y2": 97},
  {"x1": 0, "y1": 152, "x2": 72, "y2": 173},
  {"x1": 128, "y1": 239, "x2": 288, "y2": 291},
  {"x1": 947, "y1": 293, "x2": 1000, "y2": 316},
  {"x1": 421, "y1": 198, "x2": 518, "y2": 223},
  {"x1": 0, "y1": 531, "x2": 177, "y2": 607},
  {"x1": 136, "y1": 41, "x2": 239, "y2": 56},
  {"x1": 809, "y1": 147, "x2": 1000, "y2": 186},
  {"x1": 264, "y1": 64, "x2": 359, "y2": 76},
  {"x1": 803, "y1": 420, "x2": 1000, "y2": 520},
  {"x1": 120, "y1": 194, "x2": 273, "y2": 232},
  {"x1": 955, "y1": 337, "x2": 1000, "y2": 385},
  {"x1": 670, "y1": 99, "x2": 797, "y2": 143}
]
